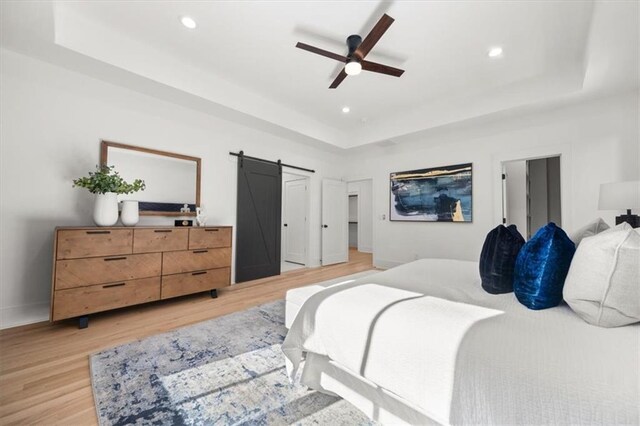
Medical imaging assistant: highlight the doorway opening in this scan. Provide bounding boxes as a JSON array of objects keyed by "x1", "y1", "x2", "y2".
[
  {"x1": 349, "y1": 195, "x2": 358, "y2": 249},
  {"x1": 502, "y1": 156, "x2": 561, "y2": 240},
  {"x1": 281, "y1": 172, "x2": 310, "y2": 272},
  {"x1": 347, "y1": 179, "x2": 373, "y2": 259}
]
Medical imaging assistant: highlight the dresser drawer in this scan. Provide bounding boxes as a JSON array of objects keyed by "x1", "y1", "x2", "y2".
[
  {"x1": 189, "y1": 227, "x2": 232, "y2": 249},
  {"x1": 161, "y1": 268, "x2": 230, "y2": 299},
  {"x1": 133, "y1": 229, "x2": 188, "y2": 253},
  {"x1": 57, "y1": 229, "x2": 132, "y2": 260},
  {"x1": 162, "y1": 247, "x2": 231, "y2": 275},
  {"x1": 52, "y1": 277, "x2": 160, "y2": 321},
  {"x1": 55, "y1": 253, "x2": 161, "y2": 290}
]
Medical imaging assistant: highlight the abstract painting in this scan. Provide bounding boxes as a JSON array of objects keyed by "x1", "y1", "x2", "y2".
[{"x1": 390, "y1": 163, "x2": 472, "y2": 222}]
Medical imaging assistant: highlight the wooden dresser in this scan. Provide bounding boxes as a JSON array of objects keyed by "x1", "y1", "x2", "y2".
[{"x1": 51, "y1": 226, "x2": 232, "y2": 328}]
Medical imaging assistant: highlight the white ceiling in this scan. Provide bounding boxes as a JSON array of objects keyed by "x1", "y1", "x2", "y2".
[{"x1": 1, "y1": 1, "x2": 638, "y2": 150}]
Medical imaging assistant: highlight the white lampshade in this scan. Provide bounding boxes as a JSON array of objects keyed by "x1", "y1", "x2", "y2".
[{"x1": 598, "y1": 180, "x2": 640, "y2": 210}]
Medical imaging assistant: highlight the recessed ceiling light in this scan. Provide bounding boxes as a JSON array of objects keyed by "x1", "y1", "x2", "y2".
[
  {"x1": 342, "y1": 106, "x2": 350, "y2": 113},
  {"x1": 181, "y1": 16, "x2": 197, "y2": 29},
  {"x1": 488, "y1": 47, "x2": 503, "y2": 58}
]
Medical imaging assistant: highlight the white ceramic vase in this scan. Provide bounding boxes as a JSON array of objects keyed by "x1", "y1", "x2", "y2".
[
  {"x1": 93, "y1": 192, "x2": 119, "y2": 227},
  {"x1": 120, "y1": 200, "x2": 140, "y2": 227}
]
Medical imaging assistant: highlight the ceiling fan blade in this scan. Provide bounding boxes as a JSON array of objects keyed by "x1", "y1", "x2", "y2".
[
  {"x1": 296, "y1": 42, "x2": 348, "y2": 62},
  {"x1": 329, "y1": 69, "x2": 348, "y2": 89},
  {"x1": 354, "y1": 14, "x2": 394, "y2": 59},
  {"x1": 361, "y1": 60, "x2": 404, "y2": 77}
]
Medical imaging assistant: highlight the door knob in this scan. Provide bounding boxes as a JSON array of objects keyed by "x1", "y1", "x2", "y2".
[
  {"x1": 323, "y1": 224, "x2": 328, "y2": 228},
  {"x1": 284, "y1": 224, "x2": 288, "y2": 227}
]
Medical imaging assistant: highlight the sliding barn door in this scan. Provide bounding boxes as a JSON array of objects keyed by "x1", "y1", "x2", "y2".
[
  {"x1": 321, "y1": 178, "x2": 348, "y2": 265},
  {"x1": 236, "y1": 158, "x2": 282, "y2": 282}
]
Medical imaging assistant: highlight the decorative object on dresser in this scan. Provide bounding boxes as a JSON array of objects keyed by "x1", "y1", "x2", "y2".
[
  {"x1": 50, "y1": 226, "x2": 232, "y2": 329},
  {"x1": 120, "y1": 200, "x2": 140, "y2": 226},
  {"x1": 73, "y1": 164, "x2": 146, "y2": 226},
  {"x1": 196, "y1": 207, "x2": 207, "y2": 226},
  {"x1": 101, "y1": 140, "x2": 201, "y2": 216},
  {"x1": 598, "y1": 180, "x2": 640, "y2": 228}
]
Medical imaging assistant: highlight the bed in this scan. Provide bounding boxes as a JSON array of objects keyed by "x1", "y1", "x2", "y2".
[{"x1": 282, "y1": 259, "x2": 639, "y2": 425}]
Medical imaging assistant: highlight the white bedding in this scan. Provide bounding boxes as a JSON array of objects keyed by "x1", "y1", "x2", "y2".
[{"x1": 282, "y1": 259, "x2": 640, "y2": 425}]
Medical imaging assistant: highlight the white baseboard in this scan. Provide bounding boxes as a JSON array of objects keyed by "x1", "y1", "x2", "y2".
[
  {"x1": 358, "y1": 246, "x2": 373, "y2": 253},
  {"x1": 374, "y1": 258, "x2": 405, "y2": 270},
  {"x1": 0, "y1": 302, "x2": 49, "y2": 330}
]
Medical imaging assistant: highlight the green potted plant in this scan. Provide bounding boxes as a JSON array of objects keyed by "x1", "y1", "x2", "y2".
[{"x1": 73, "y1": 165, "x2": 145, "y2": 226}]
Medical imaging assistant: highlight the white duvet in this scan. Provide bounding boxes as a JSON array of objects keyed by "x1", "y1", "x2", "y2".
[{"x1": 282, "y1": 259, "x2": 639, "y2": 425}]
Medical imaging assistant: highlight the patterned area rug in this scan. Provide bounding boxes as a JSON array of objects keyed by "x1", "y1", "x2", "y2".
[{"x1": 90, "y1": 299, "x2": 374, "y2": 425}]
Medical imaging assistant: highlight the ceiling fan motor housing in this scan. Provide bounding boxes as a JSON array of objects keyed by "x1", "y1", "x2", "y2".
[{"x1": 346, "y1": 35, "x2": 362, "y2": 58}]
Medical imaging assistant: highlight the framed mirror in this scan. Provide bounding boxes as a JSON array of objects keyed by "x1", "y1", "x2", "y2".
[{"x1": 100, "y1": 140, "x2": 201, "y2": 216}]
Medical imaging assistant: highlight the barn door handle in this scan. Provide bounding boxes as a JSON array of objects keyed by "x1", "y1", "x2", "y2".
[{"x1": 323, "y1": 224, "x2": 328, "y2": 228}]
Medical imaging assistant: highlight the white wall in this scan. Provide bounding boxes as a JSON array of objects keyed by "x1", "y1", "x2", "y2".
[
  {"x1": 0, "y1": 49, "x2": 345, "y2": 328},
  {"x1": 347, "y1": 180, "x2": 373, "y2": 253},
  {"x1": 345, "y1": 91, "x2": 639, "y2": 269}
]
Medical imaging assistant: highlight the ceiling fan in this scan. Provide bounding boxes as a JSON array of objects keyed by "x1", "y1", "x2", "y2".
[{"x1": 296, "y1": 13, "x2": 405, "y2": 89}]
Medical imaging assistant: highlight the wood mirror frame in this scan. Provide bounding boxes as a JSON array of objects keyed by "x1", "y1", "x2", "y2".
[{"x1": 100, "y1": 140, "x2": 201, "y2": 217}]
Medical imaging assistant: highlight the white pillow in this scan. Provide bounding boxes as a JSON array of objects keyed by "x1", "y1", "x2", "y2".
[
  {"x1": 603, "y1": 222, "x2": 632, "y2": 233},
  {"x1": 564, "y1": 227, "x2": 640, "y2": 327},
  {"x1": 570, "y1": 218, "x2": 609, "y2": 246}
]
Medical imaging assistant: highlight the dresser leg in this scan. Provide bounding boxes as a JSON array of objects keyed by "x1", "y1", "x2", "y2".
[
  {"x1": 78, "y1": 316, "x2": 89, "y2": 329},
  {"x1": 210, "y1": 289, "x2": 218, "y2": 299}
]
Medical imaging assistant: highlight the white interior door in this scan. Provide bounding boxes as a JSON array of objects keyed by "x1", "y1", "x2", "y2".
[
  {"x1": 322, "y1": 178, "x2": 348, "y2": 265},
  {"x1": 284, "y1": 179, "x2": 307, "y2": 264}
]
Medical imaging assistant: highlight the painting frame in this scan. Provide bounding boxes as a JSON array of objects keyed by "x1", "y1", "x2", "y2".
[{"x1": 389, "y1": 163, "x2": 473, "y2": 223}]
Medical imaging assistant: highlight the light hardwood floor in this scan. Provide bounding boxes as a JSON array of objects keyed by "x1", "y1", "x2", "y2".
[{"x1": 0, "y1": 249, "x2": 373, "y2": 425}]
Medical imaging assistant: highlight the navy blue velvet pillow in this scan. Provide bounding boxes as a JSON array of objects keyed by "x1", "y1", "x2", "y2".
[
  {"x1": 514, "y1": 223, "x2": 576, "y2": 310},
  {"x1": 479, "y1": 225, "x2": 526, "y2": 294}
]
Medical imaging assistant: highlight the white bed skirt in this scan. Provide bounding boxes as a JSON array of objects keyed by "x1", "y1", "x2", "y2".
[{"x1": 301, "y1": 352, "x2": 440, "y2": 425}]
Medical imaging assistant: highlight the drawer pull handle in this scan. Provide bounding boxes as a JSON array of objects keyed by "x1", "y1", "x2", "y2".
[
  {"x1": 193, "y1": 250, "x2": 208, "y2": 254},
  {"x1": 205, "y1": 229, "x2": 220, "y2": 232},
  {"x1": 103, "y1": 283, "x2": 125, "y2": 288},
  {"x1": 104, "y1": 257, "x2": 127, "y2": 261},
  {"x1": 86, "y1": 230, "x2": 111, "y2": 235},
  {"x1": 192, "y1": 271, "x2": 207, "y2": 276},
  {"x1": 154, "y1": 230, "x2": 173, "y2": 233}
]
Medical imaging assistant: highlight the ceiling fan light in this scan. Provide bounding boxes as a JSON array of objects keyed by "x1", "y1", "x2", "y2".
[{"x1": 345, "y1": 60, "x2": 362, "y2": 76}]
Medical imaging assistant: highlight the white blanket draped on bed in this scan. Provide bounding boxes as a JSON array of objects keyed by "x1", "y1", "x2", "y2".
[{"x1": 282, "y1": 259, "x2": 639, "y2": 425}]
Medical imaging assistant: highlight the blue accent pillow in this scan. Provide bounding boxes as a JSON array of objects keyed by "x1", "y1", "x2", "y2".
[
  {"x1": 479, "y1": 224, "x2": 526, "y2": 294},
  {"x1": 514, "y1": 223, "x2": 576, "y2": 310}
]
